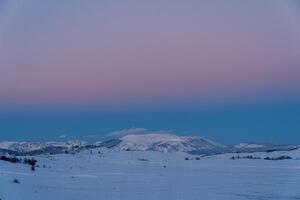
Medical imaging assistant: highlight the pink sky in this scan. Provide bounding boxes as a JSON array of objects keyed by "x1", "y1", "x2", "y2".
[{"x1": 0, "y1": 0, "x2": 300, "y2": 108}]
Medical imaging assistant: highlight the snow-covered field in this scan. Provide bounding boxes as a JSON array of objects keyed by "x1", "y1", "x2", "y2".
[{"x1": 1, "y1": 148, "x2": 300, "y2": 200}]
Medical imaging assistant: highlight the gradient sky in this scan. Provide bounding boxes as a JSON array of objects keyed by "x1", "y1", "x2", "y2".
[{"x1": 0, "y1": 0, "x2": 300, "y2": 143}]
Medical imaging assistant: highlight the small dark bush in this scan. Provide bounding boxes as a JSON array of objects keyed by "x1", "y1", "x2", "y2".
[
  {"x1": 13, "y1": 179, "x2": 20, "y2": 184},
  {"x1": 137, "y1": 158, "x2": 149, "y2": 162},
  {"x1": 24, "y1": 158, "x2": 37, "y2": 167}
]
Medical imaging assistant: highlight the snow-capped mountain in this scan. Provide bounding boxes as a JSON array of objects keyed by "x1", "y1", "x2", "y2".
[
  {"x1": 0, "y1": 140, "x2": 86, "y2": 155},
  {"x1": 0, "y1": 133, "x2": 298, "y2": 156},
  {"x1": 231, "y1": 142, "x2": 298, "y2": 153},
  {"x1": 112, "y1": 133, "x2": 225, "y2": 153},
  {"x1": 234, "y1": 143, "x2": 265, "y2": 149},
  {"x1": 0, "y1": 134, "x2": 225, "y2": 155}
]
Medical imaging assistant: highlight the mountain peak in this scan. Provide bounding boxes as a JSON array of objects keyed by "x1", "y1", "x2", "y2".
[{"x1": 116, "y1": 133, "x2": 224, "y2": 153}]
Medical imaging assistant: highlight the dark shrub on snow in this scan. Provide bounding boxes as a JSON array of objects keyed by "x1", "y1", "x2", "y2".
[
  {"x1": 13, "y1": 179, "x2": 20, "y2": 184},
  {"x1": 23, "y1": 158, "x2": 37, "y2": 167}
]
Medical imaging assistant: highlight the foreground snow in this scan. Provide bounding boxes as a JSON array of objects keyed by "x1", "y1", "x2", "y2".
[{"x1": 0, "y1": 149, "x2": 300, "y2": 200}]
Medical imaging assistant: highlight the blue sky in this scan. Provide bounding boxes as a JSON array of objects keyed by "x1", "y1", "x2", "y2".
[{"x1": 1, "y1": 99, "x2": 299, "y2": 144}]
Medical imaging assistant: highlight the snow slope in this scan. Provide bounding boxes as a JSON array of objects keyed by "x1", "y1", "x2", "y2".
[{"x1": 0, "y1": 148, "x2": 299, "y2": 200}]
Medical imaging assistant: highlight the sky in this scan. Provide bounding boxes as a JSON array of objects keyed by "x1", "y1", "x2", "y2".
[{"x1": 0, "y1": 0, "x2": 299, "y2": 144}]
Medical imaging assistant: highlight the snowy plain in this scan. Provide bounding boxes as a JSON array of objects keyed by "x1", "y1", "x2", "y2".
[{"x1": 0, "y1": 148, "x2": 300, "y2": 200}]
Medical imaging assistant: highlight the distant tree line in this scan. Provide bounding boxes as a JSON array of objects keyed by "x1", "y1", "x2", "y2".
[
  {"x1": 230, "y1": 155, "x2": 292, "y2": 160},
  {"x1": 0, "y1": 155, "x2": 37, "y2": 170},
  {"x1": 264, "y1": 156, "x2": 292, "y2": 160},
  {"x1": 230, "y1": 155, "x2": 261, "y2": 160}
]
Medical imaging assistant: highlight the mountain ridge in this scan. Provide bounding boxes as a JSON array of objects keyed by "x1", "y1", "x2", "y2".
[{"x1": 0, "y1": 133, "x2": 298, "y2": 156}]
